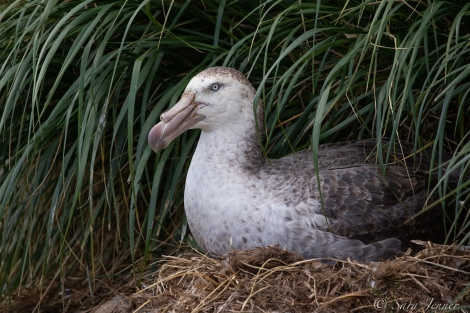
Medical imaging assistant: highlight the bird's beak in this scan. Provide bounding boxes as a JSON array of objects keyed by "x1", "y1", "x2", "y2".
[{"x1": 148, "y1": 93, "x2": 205, "y2": 152}]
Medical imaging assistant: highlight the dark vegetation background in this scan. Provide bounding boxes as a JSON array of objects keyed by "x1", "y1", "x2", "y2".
[{"x1": 0, "y1": 0, "x2": 469, "y2": 306}]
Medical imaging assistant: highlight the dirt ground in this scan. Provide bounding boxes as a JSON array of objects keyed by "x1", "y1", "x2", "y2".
[{"x1": 3, "y1": 241, "x2": 470, "y2": 313}]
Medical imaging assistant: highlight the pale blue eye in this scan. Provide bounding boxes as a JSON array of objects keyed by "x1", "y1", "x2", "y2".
[{"x1": 210, "y1": 83, "x2": 220, "y2": 91}]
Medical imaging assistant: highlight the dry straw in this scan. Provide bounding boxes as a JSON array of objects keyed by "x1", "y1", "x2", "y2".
[{"x1": 93, "y1": 241, "x2": 470, "y2": 313}]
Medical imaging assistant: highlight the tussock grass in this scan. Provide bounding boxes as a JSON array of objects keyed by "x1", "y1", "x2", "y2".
[{"x1": 0, "y1": 0, "x2": 469, "y2": 309}]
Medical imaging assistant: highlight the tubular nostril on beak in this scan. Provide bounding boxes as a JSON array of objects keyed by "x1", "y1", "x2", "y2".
[{"x1": 160, "y1": 93, "x2": 196, "y2": 123}]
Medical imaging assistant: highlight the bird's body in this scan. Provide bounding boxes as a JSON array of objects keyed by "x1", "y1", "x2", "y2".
[{"x1": 149, "y1": 67, "x2": 446, "y2": 261}]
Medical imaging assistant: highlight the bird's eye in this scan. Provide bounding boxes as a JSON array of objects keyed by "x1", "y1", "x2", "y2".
[{"x1": 210, "y1": 83, "x2": 220, "y2": 92}]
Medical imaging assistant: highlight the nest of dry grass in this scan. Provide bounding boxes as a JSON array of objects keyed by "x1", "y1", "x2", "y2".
[{"x1": 94, "y1": 241, "x2": 470, "y2": 313}]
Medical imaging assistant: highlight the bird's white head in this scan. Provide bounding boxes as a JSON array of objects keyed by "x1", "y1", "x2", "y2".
[{"x1": 148, "y1": 67, "x2": 258, "y2": 152}]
